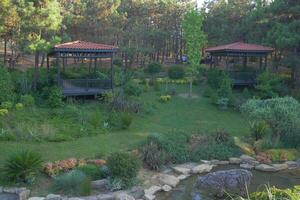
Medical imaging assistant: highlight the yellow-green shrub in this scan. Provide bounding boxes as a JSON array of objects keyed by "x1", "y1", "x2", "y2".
[
  {"x1": 159, "y1": 95, "x2": 171, "y2": 103},
  {"x1": 265, "y1": 149, "x2": 299, "y2": 162},
  {"x1": 0, "y1": 109, "x2": 9, "y2": 116},
  {"x1": 15, "y1": 103, "x2": 24, "y2": 110}
]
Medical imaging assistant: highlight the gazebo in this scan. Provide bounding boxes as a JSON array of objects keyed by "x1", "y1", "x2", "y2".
[
  {"x1": 47, "y1": 40, "x2": 118, "y2": 97},
  {"x1": 205, "y1": 42, "x2": 274, "y2": 86}
]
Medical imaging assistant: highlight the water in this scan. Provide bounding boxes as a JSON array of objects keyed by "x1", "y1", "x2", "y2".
[
  {"x1": 157, "y1": 165, "x2": 300, "y2": 200},
  {"x1": 0, "y1": 193, "x2": 18, "y2": 200}
]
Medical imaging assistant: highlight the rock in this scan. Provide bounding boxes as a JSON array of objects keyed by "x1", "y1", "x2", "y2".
[
  {"x1": 215, "y1": 160, "x2": 229, "y2": 165},
  {"x1": 91, "y1": 179, "x2": 109, "y2": 190},
  {"x1": 272, "y1": 163, "x2": 288, "y2": 171},
  {"x1": 285, "y1": 161, "x2": 299, "y2": 169},
  {"x1": 162, "y1": 185, "x2": 172, "y2": 192},
  {"x1": 46, "y1": 194, "x2": 62, "y2": 200},
  {"x1": 144, "y1": 194, "x2": 155, "y2": 200},
  {"x1": 127, "y1": 187, "x2": 144, "y2": 199},
  {"x1": 255, "y1": 164, "x2": 277, "y2": 172},
  {"x1": 144, "y1": 185, "x2": 161, "y2": 196},
  {"x1": 0, "y1": 187, "x2": 2, "y2": 193},
  {"x1": 28, "y1": 198, "x2": 45, "y2": 200},
  {"x1": 240, "y1": 155, "x2": 255, "y2": 162},
  {"x1": 177, "y1": 174, "x2": 190, "y2": 180},
  {"x1": 97, "y1": 193, "x2": 115, "y2": 200},
  {"x1": 114, "y1": 193, "x2": 135, "y2": 200},
  {"x1": 158, "y1": 174, "x2": 180, "y2": 187},
  {"x1": 81, "y1": 196, "x2": 98, "y2": 200},
  {"x1": 68, "y1": 198, "x2": 84, "y2": 200},
  {"x1": 240, "y1": 163, "x2": 254, "y2": 170},
  {"x1": 172, "y1": 166, "x2": 191, "y2": 174},
  {"x1": 191, "y1": 164, "x2": 214, "y2": 174},
  {"x1": 196, "y1": 169, "x2": 252, "y2": 197},
  {"x1": 229, "y1": 157, "x2": 242, "y2": 164}
]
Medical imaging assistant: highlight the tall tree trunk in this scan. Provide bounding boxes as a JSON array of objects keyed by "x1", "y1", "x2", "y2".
[{"x1": 33, "y1": 51, "x2": 40, "y2": 91}]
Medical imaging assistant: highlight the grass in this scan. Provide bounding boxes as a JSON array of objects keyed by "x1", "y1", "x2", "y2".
[{"x1": 0, "y1": 84, "x2": 249, "y2": 166}]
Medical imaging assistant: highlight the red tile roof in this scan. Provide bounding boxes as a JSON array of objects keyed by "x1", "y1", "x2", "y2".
[
  {"x1": 54, "y1": 40, "x2": 118, "y2": 51},
  {"x1": 205, "y1": 42, "x2": 274, "y2": 53}
]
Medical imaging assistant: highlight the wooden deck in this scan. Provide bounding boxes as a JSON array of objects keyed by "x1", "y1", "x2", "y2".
[{"x1": 60, "y1": 79, "x2": 112, "y2": 97}]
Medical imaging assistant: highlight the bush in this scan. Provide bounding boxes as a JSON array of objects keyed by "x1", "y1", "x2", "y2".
[
  {"x1": 124, "y1": 81, "x2": 143, "y2": 96},
  {"x1": 0, "y1": 66, "x2": 15, "y2": 103},
  {"x1": 140, "y1": 134, "x2": 167, "y2": 170},
  {"x1": 52, "y1": 170, "x2": 91, "y2": 196},
  {"x1": 249, "y1": 121, "x2": 268, "y2": 141},
  {"x1": 4, "y1": 150, "x2": 42, "y2": 183},
  {"x1": 107, "y1": 112, "x2": 133, "y2": 130},
  {"x1": 241, "y1": 97, "x2": 300, "y2": 148},
  {"x1": 20, "y1": 95, "x2": 35, "y2": 107},
  {"x1": 159, "y1": 95, "x2": 171, "y2": 103},
  {"x1": 168, "y1": 66, "x2": 185, "y2": 80},
  {"x1": 203, "y1": 86, "x2": 214, "y2": 97},
  {"x1": 48, "y1": 87, "x2": 63, "y2": 108},
  {"x1": 255, "y1": 71, "x2": 284, "y2": 99},
  {"x1": 147, "y1": 62, "x2": 162, "y2": 76},
  {"x1": 77, "y1": 164, "x2": 101, "y2": 180},
  {"x1": 1, "y1": 101, "x2": 13, "y2": 110},
  {"x1": 206, "y1": 69, "x2": 226, "y2": 90},
  {"x1": 264, "y1": 149, "x2": 299, "y2": 162},
  {"x1": 107, "y1": 152, "x2": 140, "y2": 187},
  {"x1": 15, "y1": 103, "x2": 24, "y2": 110},
  {"x1": 0, "y1": 109, "x2": 9, "y2": 116},
  {"x1": 248, "y1": 186, "x2": 300, "y2": 200},
  {"x1": 216, "y1": 97, "x2": 229, "y2": 110}
]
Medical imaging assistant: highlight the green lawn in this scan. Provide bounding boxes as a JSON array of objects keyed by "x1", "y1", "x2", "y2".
[{"x1": 0, "y1": 84, "x2": 250, "y2": 165}]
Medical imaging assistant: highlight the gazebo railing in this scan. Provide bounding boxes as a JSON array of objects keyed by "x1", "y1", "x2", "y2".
[{"x1": 61, "y1": 79, "x2": 112, "y2": 91}]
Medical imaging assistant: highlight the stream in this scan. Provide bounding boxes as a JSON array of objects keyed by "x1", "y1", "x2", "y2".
[{"x1": 157, "y1": 165, "x2": 300, "y2": 200}]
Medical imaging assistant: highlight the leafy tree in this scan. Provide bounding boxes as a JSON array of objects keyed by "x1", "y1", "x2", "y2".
[
  {"x1": 182, "y1": 9, "x2": 206, "y2": 97},
  {"x1": 0, "y1": 66, "x2": 15, "y2": 103}
]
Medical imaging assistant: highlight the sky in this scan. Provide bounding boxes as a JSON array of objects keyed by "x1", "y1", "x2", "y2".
[{"x1": 196, "y1": 0, "x2": 205, "y2": 8}]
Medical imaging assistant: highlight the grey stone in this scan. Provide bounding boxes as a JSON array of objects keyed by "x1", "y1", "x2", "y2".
[
  {"x1": 3, "y1": 187, "x2": 19, "y2": 194},
  {"x1": 46, "y1": 194, "x2": 62, "y2": 200},
  {"x1": 91, "y1": 179, "x2": 109, "y2": 190},
  {"x1": 127, "y1": 187, "x2": 144, "y2": 199},
  {"x1": 0, "y1": 186, "x2": 3, "y2": 193},
  {"x1": 285, "y1": 161, "x2": 299, "y2": 169},
  {"x1": 158, "y1": 174, "x2": 180, "y2": 187},
  {"x1": 255, "y1": 164, "x2": 277, "y2": 172},
  {"x1": 240, "y1": 163, "x2": 254, "y2": 170},
  {"x1": 81, "y1": 196, "x2": 98, "y2": 200},
  {"x1": 229, "y1": 157, "x2": 242, "y2": 164},
  {"x1": 196, "y1": 169, "x2": 252, "y2": 197},
  {"x1": 144, "y1": 194, "x2": 155, "y2": 200},
  {"x1": 172, "y1": 166, "x2": 191, "y2": 174},
  {"x1": 191, "y1": 164, "x2": 214, "y2": 174},
  {"x1": 19, "y1": 189, "x2": 31, "y2": 200},
  {"x1": 97, "y1": 193, "x2": 115, "y2": 200},
  {"x1": 144, "y1": 186, "x2": 161, "y2": 196},
  {"x1": 162, "y1": 185, "x2": 172, "y2": 192},
  {"x1": 272, "y1": 163, "x2": 288, "y2": 171},
  {"x1": 214, "y1": 160, "x2": 229, "y2": 165},
  {"x1": 176, "y1": 163, "x2": 198, "y2": 170},
  {"x1": 240, "y1": 155, "x2": 255, "y2": 162},
  {"x1": 28, "y1": 198, "x2": 45, "y2": 200},
  {"x1": 114, "y1": 193, "x2": 135, "y2": 200},
  {"x1": 68, "y1": 198, "x2": 84, "y2": 200},
  {"x1": 177, "y1": 174, "x2": 190, "y2": 180}
]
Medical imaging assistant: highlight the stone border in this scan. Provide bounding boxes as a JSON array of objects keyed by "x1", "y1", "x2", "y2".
[{"x1": 4, "y1": 155, "x2": 300, "y2": 200}]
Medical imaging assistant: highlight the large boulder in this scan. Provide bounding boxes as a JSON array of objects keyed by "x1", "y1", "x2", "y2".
[
  {"x1": 240, "y1": 163, "x2": 254, "y2": 170},
  {"x1": 91, "y1": 179, "x2": 109, "y2": 190},
  {"x1": 191, "y1": 164, "x2": 214, "y2": 174},
  {"x1": 97, "y1": 193, "x2": 115, "y2": 200},
  {"x1": 127, "y1": 187, "x2": 144, "y2": 199},
  {"x1": 196, "y1": 169, "x2": 252, "y2": 197},
  {"x1": 172, "y1": 166, "x2": 191, "y2": 175},
  {"x1": 144, "y1": 185, "x2": 162, "y2": 196},
  {"x1": 272, "y1": 163, "x2": 288, "y2": 171},
  {"x1": 229, "y1": 157, "x2": 242, "y2": 164},
  {"x1": 46, "y1": 194, "x2": 62, "y2": 200}
]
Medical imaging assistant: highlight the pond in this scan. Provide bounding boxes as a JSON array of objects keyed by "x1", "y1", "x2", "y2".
[
  {"x1": 157, "y1": 165, "x2": 300, "y2": 200},
  {"x1": 0, "y1": 193, "x2": 18, "y2": 200}
]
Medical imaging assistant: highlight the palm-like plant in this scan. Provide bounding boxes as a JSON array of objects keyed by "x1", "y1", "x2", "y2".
[{"x1": 4, "y1": 150, "x2": 42, "y2": 183}]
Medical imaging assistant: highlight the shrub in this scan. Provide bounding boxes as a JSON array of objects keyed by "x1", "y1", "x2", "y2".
[
  {"x1": 153, "y1": 80, "x2": 161, "y2": 91},
  {"x1": 113, "y1": 58, "x2": 123, "y2": 67},
  {"x1": 159, "y1": 95, "x2": 171, "y2": 103},
  {"x1": 20, "y1": 95, "x2": 35, "y2": 107},
  {"x1": 4, "y1": 150, "x2": 42, "y2": 183},
  {"x1": 124, "y1": 81, "x2": 143, "y2": 96},
  {"x1": 52, "y1": 170, "x2": 91, "y2": 196},
  {"x1": 15, "y1": 103, "x2": 24, "y2": 110},
  {"x1": 168, "y1": 66, "x2": 185, "y2": 80},
  {"x1": 1, "y1": 101, "x2": 13, "y2": 110},
  {"x1": 241, "y1": 97, "x2": 300, "y2": 148},
  {"x1": 206, "y1": 69, "x2": 226, "y2": 90},
  {"x1": 147, "y1": 62, "x2": 162, "y2": 76},
  {"x1": 248, "y1": 186, "x2": 300, "y2": 200},
  {"x1": 140, "y1": 134, "x2": 167, "y2": 170},
  {"x1": 255, "y1": 71, "x2": 283, "y2": 99},
  {"x1": 107, "y1": 177, "x2": 124, "y2": 191},
  {"x1": 216, "y1": 97, "x2": 229, "y2": 110},
  {"x1": 77, "y1": 164, "x2": 101, "y2": 180},
  {"x1": 203, "y1": 86, "x2": 214, "y2": 97},
  {"x1": 107, "y1": 112, "x2": 133, "y2": 130},
  {"x1": 0, "y1": 109, "x2": 9, "y2": 116},
  {"x1": 249, "y1": 121, "x2": 268, "y2": 141},
  {"x1": 107, "y1": 152, "x2": 140, "y2": 187},
  {"x1": 99, "y1": 165, "x2": 110, "y2": 178},
  {"x1": 48, "y1": 87, "x2": 63, "y2": 108},
  {"x1": 0, "y1": 66, "x2": 15, "y2": 103},
  {"x1": 264, "y1": 149, "x2": 299, "y2": 162}
]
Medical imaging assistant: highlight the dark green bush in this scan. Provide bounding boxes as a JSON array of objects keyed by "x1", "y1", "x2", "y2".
[
  {"x1": 77, "y1": 164, "x2": 101, "y2": 180},
  {"x1": 107, "y1": 152, "x2": 140, "y2": 187},
  {"x1": 124, "y1": 81, "x2": 143, "y2": 96},
  {"x1": 147, "y1": 62, "x2": 162, "y2": 75},
  {"x1": 0, "y1": 66, "x2": 15, "y2": 103},
  {"x1": 168, "y1": 66, "x2": 185, "y2": 80},
  {"x1": 107, "y1": 112, "x2": 133, "y2": 130},
  {"x1": 113, "y1": 58, "x2": 123, "y2": 67},
  {"x1": 255, "y1": 71, "x2": 284, "y2": 99},
  {"x1": 206, "y1": 69, "x2": 226, "y2": 90},
  {"x1": 4, "y1": 150, "x2": 42, "y2": 183},
  {"x1": 140, "y1": 134, "x2": 167, "y2": 170},
  {"x1": 47, "y1": 86, "x2": 63, "y2": 108},
  {"x1": 52, "y1": 170, "x2": 91, "y2": 196},
  {"x1": 20, "y1": 95, "x2": 35, "y2": 107},
  {"x1": 203, "y1": 86, "x2": 214, "y2": 97}
]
